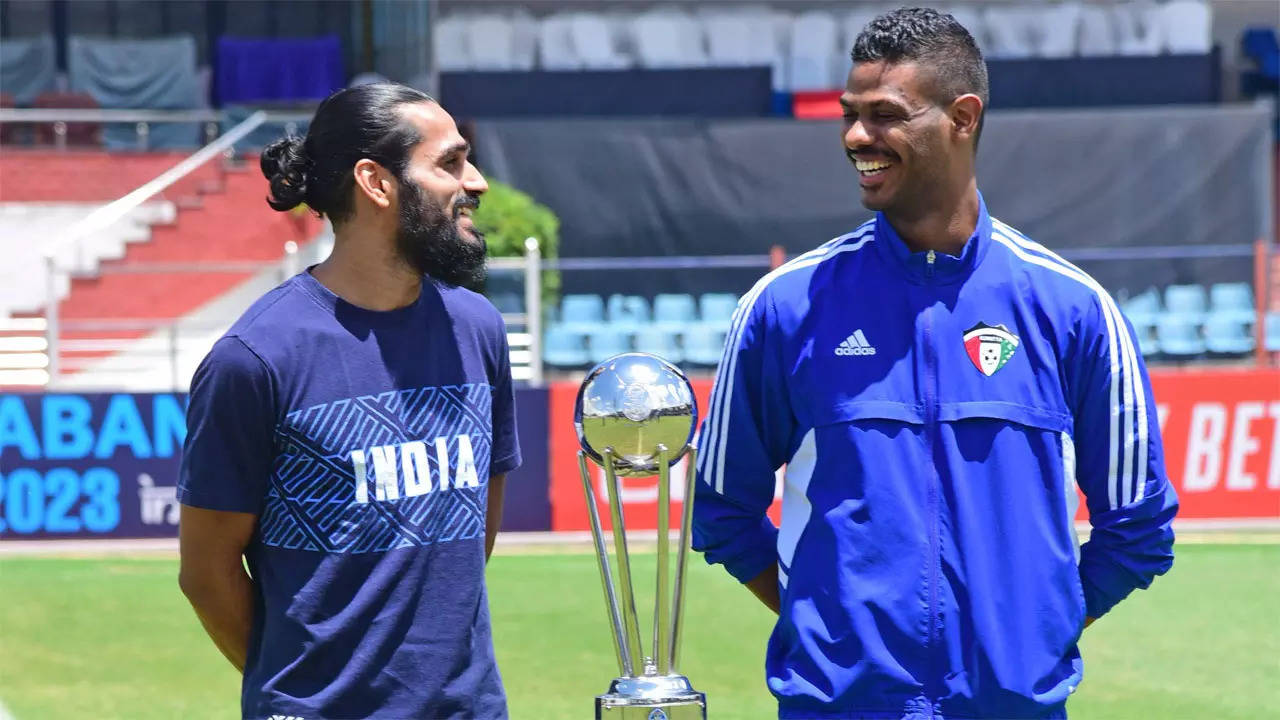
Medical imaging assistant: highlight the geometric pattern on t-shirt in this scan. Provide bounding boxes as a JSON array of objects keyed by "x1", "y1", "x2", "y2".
[{"x1": 259, "y1": 384, "x2": 494, "y2": 553}]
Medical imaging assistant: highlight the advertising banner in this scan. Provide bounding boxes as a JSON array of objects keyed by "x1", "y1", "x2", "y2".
[
  {"x1": 547, "y1": 368, "x2": 1280, "y2": 531},
  {"x1": 0, "y1": 388, "x2": 553, "y2": 541},
  {"x1": 0, "y1": 393, "x2": 187, "y2": 540},
  {"x1": 3, "y1": 369, "x2": 1275, "y2": 541},
  {"x1": 1148, "y1": 369, "x2": 1280, "y2": 519}
]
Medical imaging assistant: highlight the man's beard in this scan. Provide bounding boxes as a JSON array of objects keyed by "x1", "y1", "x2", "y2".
[{"x1": 395, "y1": 178, "x2": 487, "y2": 291}]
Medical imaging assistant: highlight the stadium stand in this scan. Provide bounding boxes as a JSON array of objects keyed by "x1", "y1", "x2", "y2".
[{"x1": 0, "y1": 151, "x2": 323, "y2": 387}]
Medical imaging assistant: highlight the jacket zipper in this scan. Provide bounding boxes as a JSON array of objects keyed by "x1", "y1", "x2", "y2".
[{"x1": 923, "y1": 248, "x2": 941, "y2": 709}]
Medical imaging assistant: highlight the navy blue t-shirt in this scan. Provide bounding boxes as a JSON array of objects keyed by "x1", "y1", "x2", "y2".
[{"x1": 178, "y1": 270, "x2": 521, "y2": 720}]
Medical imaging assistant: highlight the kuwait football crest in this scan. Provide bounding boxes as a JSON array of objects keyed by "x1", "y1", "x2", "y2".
[{"x1": 963, "y1": 323, "x2": 1020, "y2": 376}]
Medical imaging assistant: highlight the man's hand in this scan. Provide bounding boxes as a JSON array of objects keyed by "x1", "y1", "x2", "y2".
[
  {"x1": 485, "y1": 474, "x2": 507, "y2": 562},
  {"x1": 178, "y1": 505, "x2": 257, "y2": 672},
  {"x1": 746, "y1": 564, "x2": 781, "y2": 615}
]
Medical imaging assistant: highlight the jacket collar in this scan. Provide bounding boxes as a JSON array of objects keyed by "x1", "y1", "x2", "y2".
[{"x1": 874, "y1": 190, "x2": 992, "y2": 284}]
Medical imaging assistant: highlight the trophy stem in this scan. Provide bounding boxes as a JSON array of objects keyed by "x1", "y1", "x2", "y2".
[
  {"x1": 579, "y1": 451, "x2": 630, "y2": 677},
  {"x1": 602, "y1": 447, "x2": 646, "y2": 675},
  {"x1": 654, "y1": 444, "x2": 672, "y2": 675},
  {"x1": 669, "y1": 443, "x2": 698, "y2": 671}
]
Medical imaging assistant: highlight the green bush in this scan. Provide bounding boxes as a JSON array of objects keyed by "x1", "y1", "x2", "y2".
[{"x1": 473, "y1": 179, "x2": 561, "y2": 311}]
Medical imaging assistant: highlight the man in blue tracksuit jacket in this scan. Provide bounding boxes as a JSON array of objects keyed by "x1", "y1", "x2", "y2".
[{"x1": 692, "y1": 9, "x2": 1178, "y2": 719}]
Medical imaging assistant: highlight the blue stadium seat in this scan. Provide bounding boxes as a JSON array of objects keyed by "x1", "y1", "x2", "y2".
[
  {"x1": 588, "y1": 327, "x2": 632, "y2": 364},
  {"x1": 607, "y1": 294, "x2": 650, "y2": 328},
  {"x1": 652, "y1": 293, "x2": 698, "y2": 331},
  {"x1": 698, "y1": 293, "x2": 739, "y2": 331},
  {"x1": 683, "y1": 325, "x2": 727, "y2": 367},
  {"x1": 490, "y1": 291, "x2": 523, "y2": 315},
  {"x1": 1120, "y1": 287, "x2": 1161, "y2": 356},
  {"x1": 1209, "y1": 282, "x2": 1255, "y2": 322},
  {"x1": 543, "y1": 326, "x2": 590, "y2": 368},
  {"x1": 560, "y1": 294, "x2": 605, "y2": 332},
  {"x1": 1266, "y1": 313, "x2": 1280, "y2": 352},
  {"x1": 1163, "y1": 284, "x2": 1208, "y2": 324},
  {"x1": 1155, "y1": 315, "x2": 1205, "y2": 358},
  {"x1": 1203, "y1": 313, "x2": 1255, "y2": 355},
  {"x1": 633, "y1": 326, "x2": 683, "y2": 364}
]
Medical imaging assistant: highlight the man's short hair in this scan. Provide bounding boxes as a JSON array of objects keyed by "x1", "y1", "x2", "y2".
[{"x1": 851, "y1": 7, "x2": 989, "y2": 142}]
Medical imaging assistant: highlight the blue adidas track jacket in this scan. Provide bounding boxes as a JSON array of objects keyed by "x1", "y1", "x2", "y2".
[{"x1": 693, "y1": 195, "x2": 1178, "y2": 719}]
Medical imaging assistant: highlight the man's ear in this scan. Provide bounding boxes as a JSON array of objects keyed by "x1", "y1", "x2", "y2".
[
  {"x1": 949, "y1": 93, "x2": 983, "y2": 144},
  {"x1": 353, "y1": 158, "x2": 393, "y2": 210}
]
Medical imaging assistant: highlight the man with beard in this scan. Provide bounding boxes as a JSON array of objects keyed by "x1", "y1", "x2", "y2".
[
  {"x1": 692, "y1": 9, "x2": 1176, "y2": 719},
  {"x1": 177, "y1": 83, "x2": 520, "y2": 720}
]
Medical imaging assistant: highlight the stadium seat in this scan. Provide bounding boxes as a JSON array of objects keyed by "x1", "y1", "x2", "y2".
[
  {"x1": 702, "y1": 9, "x2": 785, "y2": 88},
  {"x1": 787, "y1": 11, "x2": 842, "y2": 90},
  {"x1": 1203, "y1": 313, "x2": 1255, "y2": 356},
  {"x1": 1112, "y1": 2, "x2": 1164, "y2": 56},
  {"x1": 1164, "y1": 284, "x2": 1208, "y2": 324},
  {"x1": 509, "y1": 10, "x2": 539, "y2": 71},
  {"x1": 652, "y1": 293, "x2": 698, "y2": 331},
  {"x1": 0, "y1": 92, "x2": 21, "y2": 146},
  {"x1": 940, "y1": 5, "x2": 988, "y2": 55},
  {"x1": 1266, "y1": 313, "x2": 1280, "y2": 352},
  {"x1": 570, "y1": 12, "x2": 631, "y2": 70},
  {"x1": 1121, "y1": 287, "x2": 1162, "y2": 357},
  {"x1": 1035, "y1": 2, "x2": 1082, "y2": 58},
  {"x1": 467, "y1": 14, "x2": 519, "y2": 71},
  {"x1": 1160, "y1": 0, "x2": 1211, "y2": 55},
  {"x1": 1155, "y1": 315, "x2": 1205, "y2": 358},
  {"x1": 435, "y1": 15, "x2": 473, "y2": 71},
  {"x1": 537, "y1": 13, "x2": 580, "y2": 70},
  {"x1": 633, "y1": 326, "x2": 683, "y2": 364},
  {"x1": 982, "y1": 4, "x2": 1036, "y2": 59},
  {"x1": 632, "y1": 10, "x2": 707, "y2": 69},
  {"x1": 683, "y1": 325, "x2": 727, "y2": 367},
  {"x1": 607, "y1": 294, "x2": 650, "y2": 329},
  {"x1": 698, "y1": 293, "x2": 738, "y2": 331},
  {"x1": 1077, "y1": 4, "x2": 1118, "y2": 56},
  {"x1": 33, "y1": 91, "x2": 101, "y2": 146},
  {"x1": 543, "y1": 325, "x2": 590, "y2": 368},
  {"x1": 588, "y1": 326, "x2": 632, "y2": 364},
  {"x1": 1209, "y1": 282, "x2": 1255, "y2": 322},
  {"x1": 559, "y1": 294, "x2": 605, "y2": 332},
  {"x1": 490, "y1": 292, "x2": 523, "y2": 315}
]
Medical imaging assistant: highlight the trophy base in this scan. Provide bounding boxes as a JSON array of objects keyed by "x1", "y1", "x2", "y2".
[{"x1": 595, "y1": 674, "x2": 707, "y2": 719}]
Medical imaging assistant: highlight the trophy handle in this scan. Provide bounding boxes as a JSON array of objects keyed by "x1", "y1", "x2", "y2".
[
  {"x1": 653, "y1": 444, "x2": 672, "y2": 675},
  {"x1": 602, "y1": 447, "x2": 646, "y2": 675},
  {"x1": 578, "y1": 451, "x2": 631, "y2": 677},
  {"x1": 668, "y1": 442, "x2": 698, "y2": 672}
]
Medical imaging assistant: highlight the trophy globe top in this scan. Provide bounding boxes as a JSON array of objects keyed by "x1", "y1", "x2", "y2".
[{"x1": 574, "y1": 352, "x2": 697, "y2": 478}]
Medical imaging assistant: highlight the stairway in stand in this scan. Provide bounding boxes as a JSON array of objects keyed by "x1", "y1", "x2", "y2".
[{"x1": 0, "y1": 151, "x2": 325, "y2": 379}]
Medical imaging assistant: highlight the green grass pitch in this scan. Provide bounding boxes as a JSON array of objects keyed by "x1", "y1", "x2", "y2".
[{"x1": 0, "y1": 543, "x2": 1275, "y2": 718}]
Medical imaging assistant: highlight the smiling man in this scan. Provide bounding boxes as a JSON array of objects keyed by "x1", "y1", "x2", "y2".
[
  {"x1": 692, "y1": 9, "x2": 1178, "y2": 719},
  {"x1": 177, "y1": 83, "x2": 520, "y2": 720}
]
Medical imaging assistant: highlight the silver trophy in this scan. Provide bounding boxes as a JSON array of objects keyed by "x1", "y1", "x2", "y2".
[{"x1": 574, "y1": 352, "x2": 707, "y2": 719}]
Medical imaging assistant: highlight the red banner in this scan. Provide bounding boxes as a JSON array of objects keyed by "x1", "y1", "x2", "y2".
[
  {"x1": 548, "y1": 369, "x2": 1280, "y2": 531},
  {"x1": 1147, "y1": 368, "x2": 1280, "y2": 519}
]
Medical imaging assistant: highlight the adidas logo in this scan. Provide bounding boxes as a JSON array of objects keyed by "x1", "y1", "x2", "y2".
[{"x1": 835, "y1": 329, "x2": 877, "y2": 356}]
